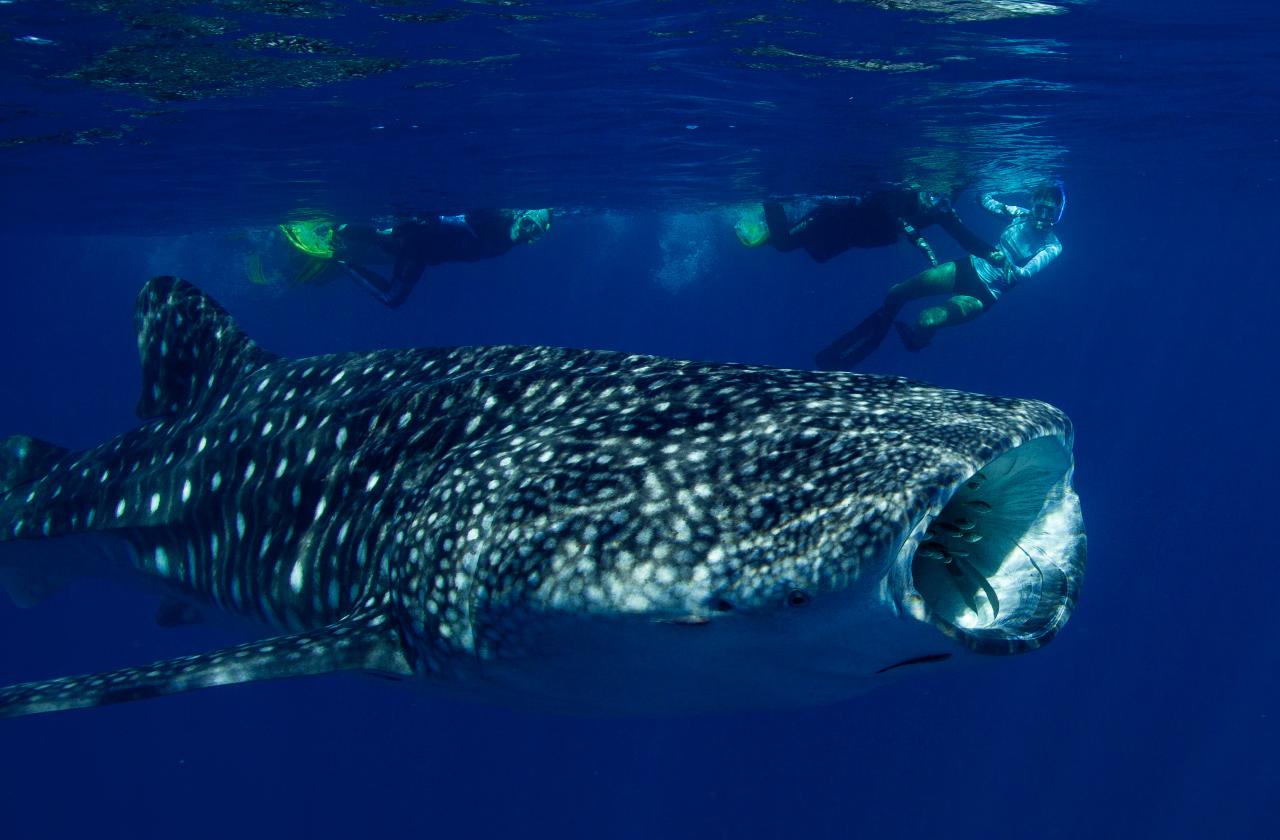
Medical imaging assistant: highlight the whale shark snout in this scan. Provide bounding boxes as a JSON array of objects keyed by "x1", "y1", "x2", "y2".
[{"x1": 897, "y1": 432, "x2": 1085, "y2": 655}]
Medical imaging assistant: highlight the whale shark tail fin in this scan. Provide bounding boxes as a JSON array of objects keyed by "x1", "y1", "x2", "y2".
[
  {"x1": 134, "y1": 276, "x2": 278, "y2": 421},
  {"x1": 0, "y1": 613, "x2": 411, "y2": 719}
]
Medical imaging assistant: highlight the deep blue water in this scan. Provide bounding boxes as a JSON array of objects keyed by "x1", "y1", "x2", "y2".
[{"x1": 2, "y1": 1, "x2": 1278, "y2": 838}]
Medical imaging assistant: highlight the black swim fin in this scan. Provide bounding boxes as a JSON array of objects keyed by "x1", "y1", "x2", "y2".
[{"x1": 815, "y1": 308, "x2": 894, "y2": 370}]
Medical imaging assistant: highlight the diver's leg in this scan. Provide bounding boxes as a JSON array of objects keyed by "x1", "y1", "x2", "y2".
[
  {"x1": 814, "y1": 262, "x2": 957, "y2": 369},
  {"x1": 340, "y1": 261, "x2": 403, "y2": 307},
  {"x1": 382, "y1": 255, "x2": 428, "y2": 309},
  {"x1": 764, "y1": 203, "x2": 801, "y2": 251},
  {"x1": 883, "y1": 261, "x2": 957, "y2": 317},
  {"x1": 898, "y1": 294, "x2": 986, "y2": 351}
]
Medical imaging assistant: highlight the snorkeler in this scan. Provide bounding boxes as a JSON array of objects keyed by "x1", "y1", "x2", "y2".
[
  {"x1": 814, "y1": 183, "x2": 1065, "y2": 370},
  {"x1": 737, "y1": 189, "x2": 998, "y2": 268},
  {"x1": 274, "y1": 209, "x2": 552, "y2": 308}
]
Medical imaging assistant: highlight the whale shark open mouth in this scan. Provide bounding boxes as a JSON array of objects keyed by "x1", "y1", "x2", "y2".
[{"x1": 900, "y1": 434, "x2": 1086, "y2": 655}]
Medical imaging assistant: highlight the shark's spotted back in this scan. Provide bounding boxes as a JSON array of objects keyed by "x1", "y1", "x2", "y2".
[{"x1": 0, "y1": 277, "x2": 1086, "y2": 718}]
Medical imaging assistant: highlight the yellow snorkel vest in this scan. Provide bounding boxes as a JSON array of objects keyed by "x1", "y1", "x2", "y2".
[
  {"x1": 279, "y1": 220, "x2": 337, "y2": 259},
  {"x1": 732, "y1": 205, "x2": 771, "y2": 247},
  {"x1": 253, "y1": 219, "x2": 340, "y2": 287}
]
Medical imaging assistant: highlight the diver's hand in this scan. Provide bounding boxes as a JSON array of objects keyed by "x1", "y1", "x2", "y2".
[{"x1": 987, "y1": 250, "x2": 1006, "y2": 265}]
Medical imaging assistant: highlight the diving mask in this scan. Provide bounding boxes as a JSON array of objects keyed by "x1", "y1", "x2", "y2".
[{"x1": 1030, "y1": 183, "x2": 1065, "y2": 229}]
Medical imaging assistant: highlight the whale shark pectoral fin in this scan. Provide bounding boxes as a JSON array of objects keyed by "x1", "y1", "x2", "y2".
[{"x1": 0, "y1": 613, "x2": 411, "y2": 719}]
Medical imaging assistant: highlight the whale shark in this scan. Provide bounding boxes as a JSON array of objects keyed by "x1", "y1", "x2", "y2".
[{"x1": 0, "y1": 277, "x2": 1086, "y2": 718}]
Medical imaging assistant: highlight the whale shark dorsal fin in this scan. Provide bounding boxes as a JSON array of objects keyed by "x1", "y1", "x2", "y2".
[
  {"x1": 0, "y1": 613, "x2": 410, "y2": 719},
  {"x1": 133, "y1": 276, "x2": 279, "y2": 421}
]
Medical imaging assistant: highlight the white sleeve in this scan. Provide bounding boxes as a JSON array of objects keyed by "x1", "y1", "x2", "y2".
[
  {"x1": 980, "y1": 193, "x2": 1024, "y2": 218},
  {"x1": 1009, "y1": 240, "x2": 1062, "y2": 282}
]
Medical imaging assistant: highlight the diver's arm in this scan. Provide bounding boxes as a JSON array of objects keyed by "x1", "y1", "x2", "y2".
[
  {"x1": 899, "y1": 218, "x2": 939, "y2": 266},
  {"x1": 387, "y1": 251, "x2": 429, "y2": 308},
  {"x1": 937, "y1": 211, "x2": 999, "y2": 259},
  {"x1": 763, "y1": 202, "x2": 801, "y2": 250},
  {"x1": 1006, "y1": 240, "x2": 1062, "y2": 283},
  {"x1": 980, "y1": 193, "x2": 1024, "y2": 218},
  {"x1": 339, "y1": 260, "x2": 413, "y2": 309}
]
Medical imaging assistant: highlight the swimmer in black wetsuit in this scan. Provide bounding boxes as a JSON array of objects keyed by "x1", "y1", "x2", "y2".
[
  {"x1": 752, "y1": 189, "x2": 996, "y2": 268},
  {"x1": 336, "y1": 208, "x2": 552, "y2": 308}
]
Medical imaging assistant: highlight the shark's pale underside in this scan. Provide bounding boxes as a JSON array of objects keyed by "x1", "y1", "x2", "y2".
[{"x1": 0, "y1": 277, "x2": 1086, "y2": 718}]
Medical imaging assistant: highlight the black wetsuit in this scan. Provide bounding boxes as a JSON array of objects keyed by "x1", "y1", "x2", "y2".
[
  {"x1": 764, "y1": 191, "x2": 993, "y2": 264},
  {"x1": 337, "y1": 210, "x2": 517, "y2": 308}
]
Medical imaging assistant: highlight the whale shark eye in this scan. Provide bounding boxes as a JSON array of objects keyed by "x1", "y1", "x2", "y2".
[{"x1": 786, "y1": 589, "x2": 811, "y2": 608}]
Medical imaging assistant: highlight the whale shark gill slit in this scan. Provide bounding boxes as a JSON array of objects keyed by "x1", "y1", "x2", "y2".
[{"x1": 875, "y1": 653, "x2": 953, "y2": 674}]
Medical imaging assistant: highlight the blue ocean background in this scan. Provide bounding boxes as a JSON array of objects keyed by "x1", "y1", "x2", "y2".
[{"x1": 1, "y1": 0, "x2": 1277, "y2": 837}]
